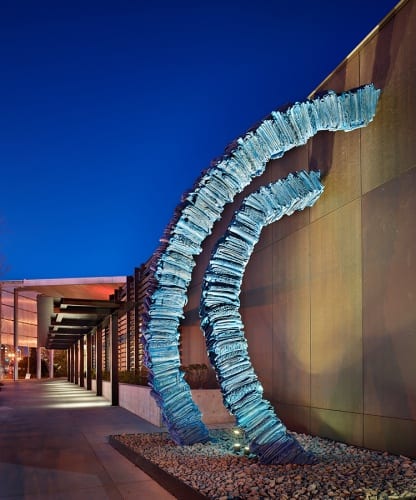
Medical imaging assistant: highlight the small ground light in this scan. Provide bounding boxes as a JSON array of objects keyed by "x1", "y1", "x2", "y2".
[
  {"x1": 232, "y1": 428, "x2": 243, "y2": 453},
  {"x1": 244, "y1": 446, "x2": 250, "y2": 455}
]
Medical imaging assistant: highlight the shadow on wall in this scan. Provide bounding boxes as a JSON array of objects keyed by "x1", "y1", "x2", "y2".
[
  {"x1": 309, "y1": 1, "x2": 407, "y2": 180},
  {"x1": 363, "y1": 332, "x2": 413, "y2": 419},
  {"x1": 370, "y1": 5, "x2": 400, "y2": 91},
  {"x1": 309, "y1": 63, "x2": 347, "y2": 180},
  {"x1": 240, "y1": 285, "x2": 273, "y2": 308},
  {"x1": 363, "y1": 169, "x2": 416, "y2": 421}
]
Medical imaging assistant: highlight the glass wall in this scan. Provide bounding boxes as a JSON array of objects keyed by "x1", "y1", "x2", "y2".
[{"x1": 0, "y1": 283, "x2": 38, "y2": 378}]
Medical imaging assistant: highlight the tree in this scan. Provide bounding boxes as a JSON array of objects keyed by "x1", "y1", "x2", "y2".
[{"x1": 53, "y1": 350, "x2": 68, "y2": 377}]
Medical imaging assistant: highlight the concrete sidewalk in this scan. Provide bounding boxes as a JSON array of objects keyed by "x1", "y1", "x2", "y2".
[{"x1": 0, "y1": 379, "x2": 175, "y2": 499}]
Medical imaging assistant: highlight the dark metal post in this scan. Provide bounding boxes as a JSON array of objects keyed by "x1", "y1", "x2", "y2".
[
  {"x1": 96, "y1": 326, "x2": 102, "y2": 396},
  {"x1": 86, "y1": 333, "x2": 92, "y2": 390},
  {"x1": 74, "y1": 342, "x2": 79, "y2": 385},
  {"x1": 134, "y1": 267, "x2": 141, "y2": 373},
  {"x1": 70, "y1": 344, "x2": 75, "y2": 383},
  {"x1": 110, "y1": 313, "x2": 119, "y2": 406},
  {"x1": 13, "y1": 288, "x2": 19, "y2": 381},
  {"x1": 79, "y1": 335, "x2": 84, "y2": 388},
  {"x1": 67, "y1": 349, "x2": 71, "y2": 382}
]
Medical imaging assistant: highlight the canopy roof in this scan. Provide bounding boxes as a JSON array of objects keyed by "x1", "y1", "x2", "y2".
[
  {"x1": 47, "y1": 297, "x2": 121, "y2": 349},
  {"x1": 1, "y1": 276, "x2": 127, "y2": 350},
  {"x1": 20, "y1": 276, "x2": 126, "y2": 300}
]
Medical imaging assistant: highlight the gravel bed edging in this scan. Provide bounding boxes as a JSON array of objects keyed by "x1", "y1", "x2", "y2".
[
  {"x1": 109, "y1": 435, "x2": 207, "y2": 499},
  {"x1": 109, "y1": 429, "x2": 416, "y2": 499}
]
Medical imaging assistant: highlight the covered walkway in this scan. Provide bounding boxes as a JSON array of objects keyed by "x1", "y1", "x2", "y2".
[{"x1": 0, "y1": 379, "x2": 174, "y2": 499}]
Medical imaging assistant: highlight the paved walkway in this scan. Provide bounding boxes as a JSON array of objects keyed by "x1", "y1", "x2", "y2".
[{"x1": 0, "y1": 379, "x2": 175, "y2": 499}]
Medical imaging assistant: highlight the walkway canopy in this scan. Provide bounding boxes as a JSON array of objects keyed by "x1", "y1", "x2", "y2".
[
  {"x1": 0, "y1": 276, "x2": 127, "y2": 351},
  {"x1": 46, "y1": 297, "x2": 120, "y2": 350}
]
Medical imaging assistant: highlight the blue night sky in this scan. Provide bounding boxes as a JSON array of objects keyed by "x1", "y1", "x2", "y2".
[{"x1": 0, "y1": 0, "x2": 398, "y2": 280}]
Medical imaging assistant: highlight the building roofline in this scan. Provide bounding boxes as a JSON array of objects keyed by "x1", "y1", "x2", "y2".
[
  {"x1": 308, "y1": 0, "x2": 408, "y2": 99},
  {"x1": 22, "y1": 276, "x2": 126, "y2": 286}
]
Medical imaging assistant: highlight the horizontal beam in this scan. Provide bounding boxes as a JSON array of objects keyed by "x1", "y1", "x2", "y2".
[
  {"x1": 50, "y1": 327, "x2": 93, "y2": 334},
  {"x1": 53, "y1": 306, "x2": 114, "y2": 315},
  {"x1": 59, "y1": 298, "x2": 120, "y2": 309},
  {"x1": 51, "y1": 318, "x2": 98, "y2": 327},
  {"x1": 47, "y1": 344, "x2": 72, "y2": 349},
  {"x1": 48, "y1": 335, "x2": 82, "y2": 341}
]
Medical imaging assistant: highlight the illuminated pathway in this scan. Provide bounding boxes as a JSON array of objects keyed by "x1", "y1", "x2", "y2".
[{"x1": 0, "y1": 380, "x2": 174, "y2": 499}]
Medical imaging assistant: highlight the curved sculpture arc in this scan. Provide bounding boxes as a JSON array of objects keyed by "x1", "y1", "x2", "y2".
[
  {"x1": 200, "y1": 170, "x2": 323, "y2": 464},
  {"x1": 142, "y1": 84, "x2": 381, "y2": 449}
]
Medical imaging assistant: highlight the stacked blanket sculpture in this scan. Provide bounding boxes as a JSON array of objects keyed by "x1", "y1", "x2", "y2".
[{"x1": 142, "y1": 84, "x2": 380, "y2": 463}]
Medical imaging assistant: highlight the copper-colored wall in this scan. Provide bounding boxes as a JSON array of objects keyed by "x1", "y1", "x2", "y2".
[{"x1": 182, "y1": 0, "x2": 416, "y2": 457}]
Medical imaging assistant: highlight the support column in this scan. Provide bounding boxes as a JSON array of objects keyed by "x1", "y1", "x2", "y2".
[
  {"x1": 74, "y1": 341, "x2": 79, "y2": 385},
  {"x1": 126, "y1": 275, "x2": 133, "y2": 372},
  {"x1": 96, "y1": 326, "x2": 102, "y2": 396},
  {"x1": 134, "y1": 267, "x2": 140, "y2": 373},
  {"x1": 49, "y1": 349, "x2": 54, "y2": 378},
  {"x1": 37, "y1": 295, "x2": 53, "y2": 379},
  {"x1": 13, "y1": 289, "x2": 19, "y2": 381},
  {"x1": 86, "y1": 333, "x2": 92, "y2": 390},
  {"x1": 36, "y1": 348, "x2": 42, "y2": 379},
  {"x1": 67, "y1": 349, "x2": 71, "y2": 381},
  {"x1": 71, "y1": 344, "x2": 75, "y2": 383},
  {"x1": 110, "y1": 313, "x2": 119, "y2": 406},
  {"x1": 79, "y1": 335, "x2": 84, "y2": 388}
]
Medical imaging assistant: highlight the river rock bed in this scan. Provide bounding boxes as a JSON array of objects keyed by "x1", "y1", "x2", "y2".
[{"x1": 112, "y1": 429, "x2": 416, "y2": 499}]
